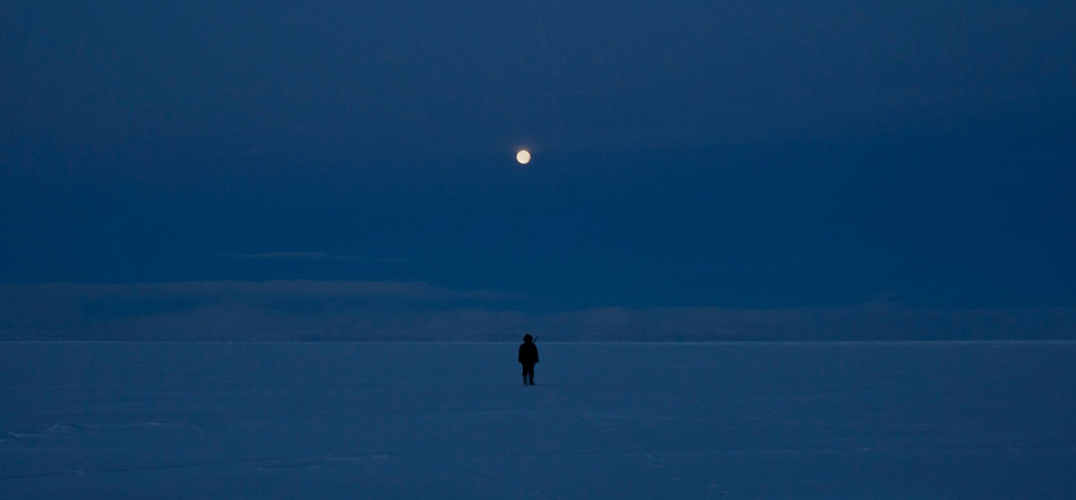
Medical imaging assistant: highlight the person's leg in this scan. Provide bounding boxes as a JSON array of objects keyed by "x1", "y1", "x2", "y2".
[
  {"x1": 522, "y1": 364, "x2": 529, "y2": 385},
  {"x1": 526, "y1": 364, "x2": 535, "y2": 385}
]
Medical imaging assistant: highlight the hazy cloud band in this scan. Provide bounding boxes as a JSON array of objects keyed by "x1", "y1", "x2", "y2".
[{"x1": 2, "y1": 281, "x2": 1073, "y2": 341}]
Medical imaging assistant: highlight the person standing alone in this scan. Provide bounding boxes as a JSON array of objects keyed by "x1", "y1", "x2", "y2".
[{"x1": 518, "y1": 334, "x2": 539, "y2": 386}]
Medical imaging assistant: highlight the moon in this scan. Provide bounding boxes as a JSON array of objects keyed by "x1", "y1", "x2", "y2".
[{"x1": 516, "y1": 150, "x2": 531, "y2": 165}]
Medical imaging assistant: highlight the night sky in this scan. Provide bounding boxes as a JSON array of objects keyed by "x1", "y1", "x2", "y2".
[{"x1": 2, "y1": 2, "x2": 1075, "y2": 340}]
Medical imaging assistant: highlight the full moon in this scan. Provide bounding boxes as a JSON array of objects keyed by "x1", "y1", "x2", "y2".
[{"x1": 516, "y1": 150, "x2": 531, "y2": 164}]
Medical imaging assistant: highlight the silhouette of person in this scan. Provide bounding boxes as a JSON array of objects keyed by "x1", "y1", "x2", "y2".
[{"x1": 518, "y1": 334, "x2": 539, "y2": 386}]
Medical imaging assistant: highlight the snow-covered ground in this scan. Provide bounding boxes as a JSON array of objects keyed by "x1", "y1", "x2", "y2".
[{"x1": 1, "y1": 342, "x2": 1074, "y2": 499}]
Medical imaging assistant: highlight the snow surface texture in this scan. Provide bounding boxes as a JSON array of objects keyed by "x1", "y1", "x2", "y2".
[{"x1": 1, "y1": 342, "x2": 1074, "y2": 499}]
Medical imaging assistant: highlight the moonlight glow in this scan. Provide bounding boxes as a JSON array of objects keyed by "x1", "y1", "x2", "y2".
[{"x1": 516, "y1": 150, "x2": 531, "y2": 164}]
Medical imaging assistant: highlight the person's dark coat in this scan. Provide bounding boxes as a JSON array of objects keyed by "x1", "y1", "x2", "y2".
[{"x1": 518, "y1": 341, "x2": 539, "y2": 365}]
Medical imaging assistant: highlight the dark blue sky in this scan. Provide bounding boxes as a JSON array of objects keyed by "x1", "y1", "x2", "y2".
[{"x1": 3, "y1": 1, "x2": 1075, "y2": 317}]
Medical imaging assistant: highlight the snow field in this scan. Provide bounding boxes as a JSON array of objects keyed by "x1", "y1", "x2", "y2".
[{"x1": 1, "y1": 342, "x2": 1074, "y2": 499}]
